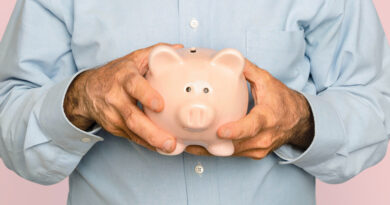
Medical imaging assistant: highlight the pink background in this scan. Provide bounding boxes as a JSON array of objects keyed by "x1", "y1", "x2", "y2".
[{"x1": 0, "y1": 1, "x2": 389, "y2": 204}]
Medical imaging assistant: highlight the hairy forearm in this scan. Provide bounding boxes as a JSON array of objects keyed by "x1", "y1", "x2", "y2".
[
  {"x1": 288, "y1": 92, "x2": 315, "y2": 150},
  {"x1": 64, "y1": 70, "x2": 96, "y2": 131}
]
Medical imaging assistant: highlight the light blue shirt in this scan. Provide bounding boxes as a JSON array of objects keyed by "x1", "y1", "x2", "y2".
[{"x1": 1, "y1": 0, "x2": 389, "y2": 204}]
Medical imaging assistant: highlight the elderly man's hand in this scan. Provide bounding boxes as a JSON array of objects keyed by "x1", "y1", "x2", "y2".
[
  {"x1": 64, "y1": 43, "x2": 183, "y2": 153},
  {"x1": 186, "y1": 60, "x2": 314, "y2": 159}
]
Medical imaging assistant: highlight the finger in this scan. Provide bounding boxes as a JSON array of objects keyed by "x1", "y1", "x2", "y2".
[
  {"x1": 234, "y1": 149, "x2": 269, "y2": 160},
  {"x1": 232, "y1": 131, "x2": 274, "y2": 154},
  {"x1": 185, "y1": 145, "x2": 212, "y2": 156},
  {"x1": 124, "y1": 73, "x2": 164, "y2": 112},
  {"x1": 97, "y1": 106, "x2": 157, "y2": 151},
  {"x1": 119, "y1": 103, "x2": 177, "y2": 153},
  {"x1": 217, "y1": 107, "x2": 265, "y2": 140},
  {"x1": 120, "y1": 127, "x2": 156, "y2": 151},
  {"x1": 243, "y1": 59, "x2": 270, "y2": 84}
]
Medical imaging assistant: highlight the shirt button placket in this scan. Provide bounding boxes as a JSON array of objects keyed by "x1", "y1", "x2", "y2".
[{"x1": 178, "y1": 0, "x2": 202, "y2": 48}]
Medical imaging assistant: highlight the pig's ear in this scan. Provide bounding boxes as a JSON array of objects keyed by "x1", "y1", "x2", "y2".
[
  {"x1": 210, "y1": 48, "x2": 245, "y2": 75},
  {"x1": 148, "y1": 45, "x2": 183, "y2": 76}
]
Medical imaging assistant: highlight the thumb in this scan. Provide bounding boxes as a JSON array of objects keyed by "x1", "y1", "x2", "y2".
[{"x1": 243, "y1": 59, "x2": 269, "y2": 84}]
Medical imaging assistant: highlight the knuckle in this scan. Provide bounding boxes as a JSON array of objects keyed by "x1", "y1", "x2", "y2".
[
  {"x1": 127, "y1": 71, "x2": 139, "y2": 83},
  {"x1": 248, "y1": 123, "x2": 258, "y2": 137},
  {"x1": 104, "y1": 92, "x2": 119, "y2": 106},
  {"x1": 252, "y1": 109, "x2": 264, "y2": 126},
  {"x1": 253, "y1": 151, "x2": 267, "y2": 159},
  {"x1": 258, "y1": 137, "x2": 273, "y2": 148},
  {"x1": 104, "y1": 114, "x2": 123, "y2": 129},
  {"x1": 126, "y1": 73, "x2": 141, "y2": 95},
  {"x1": 110, "y1": 118, "x2": 124, "y2": 129},
  {"x1": 113, "y1": 70, "x2": 122, "y2": 82},
  {"x1": 104, "y1": 123, "x2": 119, "y2": 135},
  {"x1": 265, "y1": 113, "x2": 277, "y2": 127},
  {"x1": 102, "y1": 86, "x2": 123, "y2": 107},
  {"x1": 103, "y1": 88, "x2": 121, "y2": 107},
  {"x1": 113, "y1": 65, "x2": 128, "y2": 80},
  {"x1": 123, "y1": 110, "x2": 135, "y2": 128},
  {"x1": 248, "y1": 116, "x2": 262, "y2": 136}
]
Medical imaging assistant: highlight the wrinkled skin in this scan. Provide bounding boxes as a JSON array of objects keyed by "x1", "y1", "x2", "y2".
[
  {"x1": 64, "y1": 43, "x2": 184, "y2": 153},
  {"x1": 64, "y1": 43, "x2": 314, "y2": 159},
  {"x1": 185, "y1": 60, "x2": 314, "y2": 159}
]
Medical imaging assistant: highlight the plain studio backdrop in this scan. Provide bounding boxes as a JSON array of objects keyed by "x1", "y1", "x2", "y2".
[{"x1": 0, "y1": 1, "x2": 390, "y2": 205}]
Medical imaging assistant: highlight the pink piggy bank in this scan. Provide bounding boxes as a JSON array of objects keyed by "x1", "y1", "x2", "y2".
[{"x1": 145, "y1": 46, "x2": 248, "y2": 156}]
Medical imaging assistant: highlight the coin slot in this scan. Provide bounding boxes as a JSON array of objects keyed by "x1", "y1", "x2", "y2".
[{"x1": 190, "y1": 48, "x2": 197, "y2": 53}]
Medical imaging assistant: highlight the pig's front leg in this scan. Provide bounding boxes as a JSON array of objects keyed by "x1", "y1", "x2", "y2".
[{"x1": 207, "y1": 140, "x2": 234, "y2": 157}]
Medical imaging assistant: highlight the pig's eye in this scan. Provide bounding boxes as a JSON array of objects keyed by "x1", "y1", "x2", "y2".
[
  {"x1": 203, "y1": 87, "x2": 209, "y2": 93},
  {"x1": 186, "y1": 86, "x2": 192, "y2": 92}
]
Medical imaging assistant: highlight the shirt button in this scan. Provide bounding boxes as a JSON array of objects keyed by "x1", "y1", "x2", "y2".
[
  {"x1": 195, "y1": 163, "x2": 204, "y2": 174},
  {"x1": 190, "y1": 18, "x2": 199, "y2": 29},
  {"x1": 81, "y1": 138, "x2": 91, "y2": 143}
]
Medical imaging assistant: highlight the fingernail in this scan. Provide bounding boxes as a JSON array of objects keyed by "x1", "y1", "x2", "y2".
[
  {"x1": 163, "y1": 140, "x2": 174, "y2": 153},
  {"x1": 221, "y1": 129, "x2": 231, "y2": 138},
  {"x1": 151, "y1": 98, "x2": 161, "y2": 111}
]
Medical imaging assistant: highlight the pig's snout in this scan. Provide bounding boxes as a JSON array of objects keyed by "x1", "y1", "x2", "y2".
[{"x1": 178, "y1": 104, "x2": 215, "y2": 132}]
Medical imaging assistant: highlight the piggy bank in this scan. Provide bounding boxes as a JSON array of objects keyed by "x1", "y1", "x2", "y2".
[{"x1": 145, "y1": 46, "x2": 248, "y2": 156}]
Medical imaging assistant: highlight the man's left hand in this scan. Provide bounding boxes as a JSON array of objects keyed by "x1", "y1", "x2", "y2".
[{"x1": 185, "y1": 60, "x2": 314, "y2": 159}]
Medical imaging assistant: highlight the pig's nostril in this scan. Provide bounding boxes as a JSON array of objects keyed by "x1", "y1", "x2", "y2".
[
  {"x1": 188, "y1": 109, "x2": 193, "y2": 126},
  {"x1": 187, "y1": 108, "x2": 205, "y2": 128},
  {"x1": 203, "y1": 87, "x2": 209, "y2": 93},
  {"x1": 188, "y1": 108, "x2": 202, "y2": 127},
  {"x1": 186, "y1": 86, "x2": 192, "y2": 92}
]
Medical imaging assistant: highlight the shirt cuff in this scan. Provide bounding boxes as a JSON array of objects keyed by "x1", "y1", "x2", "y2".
[
  {"x1": 274, "y1": 92, "x2": 346, "y2": 167},
  {"x1": 39, "y1": 70, "x2": 103, "y2": 156}
]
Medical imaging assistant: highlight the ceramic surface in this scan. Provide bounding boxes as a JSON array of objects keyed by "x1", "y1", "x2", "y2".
[{"x1": 145, "y1": 46, "x2": 248, "y2": 156}]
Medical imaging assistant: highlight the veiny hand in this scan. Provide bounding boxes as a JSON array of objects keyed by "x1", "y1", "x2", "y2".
[
  {"x1": 64, "y1": 43, "x2": 183, "y2": 153},
  {"x1": 186, "y1": 60, "x2": 314, "y2": 159}
]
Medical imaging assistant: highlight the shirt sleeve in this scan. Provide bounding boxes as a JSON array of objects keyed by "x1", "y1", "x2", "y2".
[
  {"x1": 274, "y1": 0, "x2": 390, "y2": 184},
  {"x1": 0, "y1": 0, "x2": 103, "y2": 185}
]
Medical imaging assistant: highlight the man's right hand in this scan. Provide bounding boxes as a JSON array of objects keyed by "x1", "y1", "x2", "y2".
[{"x1": 64, "y1": 43, "x2": 183, "y2": 153}]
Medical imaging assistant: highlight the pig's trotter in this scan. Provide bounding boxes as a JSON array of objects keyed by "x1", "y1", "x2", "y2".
[{"x1": 207, "y1": 140, "x2": 234, "y2": 157}]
